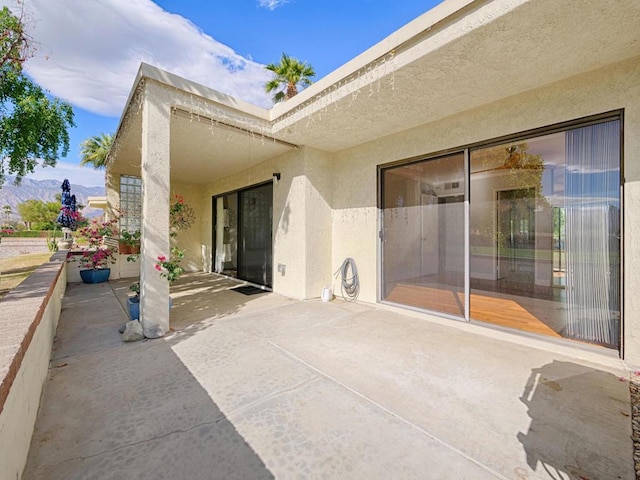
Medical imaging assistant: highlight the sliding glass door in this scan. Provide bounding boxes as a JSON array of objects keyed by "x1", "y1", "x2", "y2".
[
  {"x1": 469, "y1": 120, "x2": 621, "y2": 347},
  {"x1": 213, "y1": 182, "x2": 273, "y2": 288},
  {"x1": 381, "y1": 153, "x2": 465, "y2": 316},
  {"x1": 380, "y1": 115, "x2": 621, "y2": 349},
  {"x1": 238, "y1": 183, "x2": 273, "y2": 287}
]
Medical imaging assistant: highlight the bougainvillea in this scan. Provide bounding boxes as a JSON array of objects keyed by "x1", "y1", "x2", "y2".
[{"x1": 75, "y1": 218, "x2": 118, "y2": 270}]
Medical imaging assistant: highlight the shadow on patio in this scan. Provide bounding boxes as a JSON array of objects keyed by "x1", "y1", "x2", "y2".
[
  {"x1": 23, "y1": 272, "x2": 634, "y2": 479},
  {"x1": 23, "y1": 275, "x2": 274, "y2": 480}
]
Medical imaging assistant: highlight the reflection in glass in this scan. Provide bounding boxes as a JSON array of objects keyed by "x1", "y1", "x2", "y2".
[
  {"x1": 382, "y1": 153, "x2": 465, "y2": 316},
  {"x1": 380, "y1": 119, "x2": 621, "y2": 348},
  {"x1": 469, "y1": 120, "x2": 620, "y2": 347},
  {"x1": 214, "y1": 183, "x2": 273, "y2": 287},
  {"x1": 214, "y1": 193, "x2": 238, "y2": 276},
  {"x1": 239, "y1": 183, "x2": 273, "y2": 287}
]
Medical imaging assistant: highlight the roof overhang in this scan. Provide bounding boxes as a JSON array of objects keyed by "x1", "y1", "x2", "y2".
[
  {"x1": 108, "y1": 0, "x2": 640, "y2": 183},
  {"x1": 86, "y1": 196, "x2": 107, "y2": 210}
]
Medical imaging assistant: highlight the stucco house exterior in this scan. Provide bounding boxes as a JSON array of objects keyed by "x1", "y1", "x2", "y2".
[{"x1": 106, "y1": 0, "x2": 640, "y2": 362}]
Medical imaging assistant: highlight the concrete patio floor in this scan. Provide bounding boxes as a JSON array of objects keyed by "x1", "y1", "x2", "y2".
[{"x1": 23, "y1": 273, "x2": 633, "y2": 479}]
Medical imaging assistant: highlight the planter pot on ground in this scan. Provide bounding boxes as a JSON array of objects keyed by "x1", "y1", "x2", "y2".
[
  {"x1": 127, "y1": 295, "x2": 140, "y2": 320},
  {"x1": 127, "y1": 295, "x2": 173, "y2": 321},
  {"x1": 79, "y1": 268, "x2": 111, "y2": 284}
]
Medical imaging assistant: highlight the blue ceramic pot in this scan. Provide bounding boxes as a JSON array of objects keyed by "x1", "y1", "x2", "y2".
[
  {"x1": 79, "y1": 268, "x2": 111, "y2": 284},
  {"x1": 127, "y1": 295, "x2": 140, "y2": 320},
  {"x1": 127, "y1": 295, "x2": 172, "y2": 321}
]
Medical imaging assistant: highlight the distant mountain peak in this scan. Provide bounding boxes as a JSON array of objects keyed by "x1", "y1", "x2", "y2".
[{"x1": 1, "y1": 176, "x2": 106, "y2": 222}]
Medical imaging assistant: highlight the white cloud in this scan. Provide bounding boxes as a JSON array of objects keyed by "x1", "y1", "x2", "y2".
[
  {"x1": 24, "y1": 161, "x2": 106, "y2": 188},
  {"x1": 258, "y1": 0, "x2": 290, "y2": 10},
  {"x1": 9, "y1": 0, "x2": 273, "y2": 116}
]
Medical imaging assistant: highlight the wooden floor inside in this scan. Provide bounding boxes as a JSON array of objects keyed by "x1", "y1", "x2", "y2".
[{"x1": 386, "y1": 283, "x2": 562, "y2": 338}]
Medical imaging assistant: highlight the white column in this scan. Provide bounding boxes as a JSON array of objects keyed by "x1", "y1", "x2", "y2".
[{"x1": 140, "y1": 81, "x2": 170, "y2": 338}]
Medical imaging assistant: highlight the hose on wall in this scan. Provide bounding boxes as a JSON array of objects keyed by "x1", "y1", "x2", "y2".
[{"x1": 334, "y1": 257, "x2": 359, "y2": 302}]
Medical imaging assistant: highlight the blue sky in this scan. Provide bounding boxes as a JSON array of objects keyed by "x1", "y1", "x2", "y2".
[{"x1": 2, "y1": 0, "x2": 442, "y2": 187}]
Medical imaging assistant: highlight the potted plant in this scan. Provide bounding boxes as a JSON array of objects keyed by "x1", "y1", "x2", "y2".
[
  {"x1": 127, "y1": 281, "x2": 140, "y2": 320},
  {"x1": 126, "y1": 195, "x2": 192, "y2": 321},
  {"x1": 74, "y1": 218, "x2": 118, "y2": 283},
  {"x1": 126, "y1": 255, "x2": 177, "y2": 319},
  {"x1": 119, "y1": 229, "x2": 140, "y2": 254},
  {"x1": 155, "y1": 246, "x2": 185, "y2": 283}
]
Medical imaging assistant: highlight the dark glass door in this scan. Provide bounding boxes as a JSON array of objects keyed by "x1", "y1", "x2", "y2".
[{"x1": 238, "y1": 183, "x2": 273, "y2": 287}]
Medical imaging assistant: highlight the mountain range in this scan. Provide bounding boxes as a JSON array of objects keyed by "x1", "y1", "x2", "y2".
[{"x1": 0, "y1": 176, "x2": 105, "y2": 222}]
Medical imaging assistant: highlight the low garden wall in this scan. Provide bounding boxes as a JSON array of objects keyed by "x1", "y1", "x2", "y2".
[
  {"x1": 66, "y1": 251, "x2": 139, "y2": 283},
  {"x1": 0, "y1": 250, "x2": 66, "y2": 480}
]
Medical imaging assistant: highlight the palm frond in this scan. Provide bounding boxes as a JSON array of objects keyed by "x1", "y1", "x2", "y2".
[
  {"x1": 79, "y1": 132, "x2": 113, "y2": 169},
  {"x1": 263, "y1": 52, "x2": 316, "y2": 103}
]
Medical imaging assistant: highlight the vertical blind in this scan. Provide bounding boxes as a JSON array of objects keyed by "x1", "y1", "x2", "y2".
[{"x1": 564, "y1": 120, "x2": 621, "y2": 347}]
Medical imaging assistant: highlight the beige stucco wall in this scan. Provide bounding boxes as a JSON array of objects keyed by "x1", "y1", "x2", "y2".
[
  {"x1": 170, "y1": 181, "x2": 205, "y2": 273},
  {"x1": 330, "y1": 54, "x2": 640, "y2": 361},
  {"x1": 108, "y1": 54, "x2": 639, "y2": 357},
  {"x1": 302, "y1": 147, "x2": 334, "y2": 298},
  {"x1": 200, "y1": 148, "x2": 305, "y2": 298},
  {"x1": 198, "y1": 145, "x2": 334, "y2": 300}
]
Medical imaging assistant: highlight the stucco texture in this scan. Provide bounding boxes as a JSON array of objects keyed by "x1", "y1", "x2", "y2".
[{"x1": 330, "y1": 55, "x2": 640, "y2": 359}]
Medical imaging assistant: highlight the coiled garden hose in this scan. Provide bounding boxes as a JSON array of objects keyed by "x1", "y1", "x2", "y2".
[{"x1": 334, "y1": 257, "x2": 359, "y2": 302}]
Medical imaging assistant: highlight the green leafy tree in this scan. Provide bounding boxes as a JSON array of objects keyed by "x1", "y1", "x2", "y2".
[
  {"x1": 265, "y1": 53, "x2": 315, "y2": 103},
  {"x1": 0, "y1": 3, "x2": 29, "y2": 69},
  {"x1": 79, "y1": 132, "x2": 113, "y2": 169},
  {"x1": 0, "y1": 5, "x2": 75, "y2": 187},
  {"x1": 16, "y1": 198, "x2": 59, "y2": 230}
]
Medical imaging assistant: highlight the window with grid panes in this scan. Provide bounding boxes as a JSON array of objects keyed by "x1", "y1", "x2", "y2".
[{"x1": 120, "y1": 175, "x2": 141, "y2": 233}]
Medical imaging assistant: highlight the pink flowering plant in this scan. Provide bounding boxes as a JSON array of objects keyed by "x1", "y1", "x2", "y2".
[
  {"x1": 170, "y1": 194, "x2": 195, "y2": 236},
  {"x1": 60, "y1": 207, "x2": 82, "y2": 222},
  {"x1": 155, "y1": 246, "x2": 185, "y2": 283},
  {"x1": 152, "y1": 195, "x2": 193, "y2": 285},
  {"x1": 75, "y1": 218, "x2": 119, "y2": 270},
  {"x1": 129, "y1": 194, "x2": 193, "y2": 294},
  {"x1": 78, "y1": 217, "x2": 119, "y2": 243}
]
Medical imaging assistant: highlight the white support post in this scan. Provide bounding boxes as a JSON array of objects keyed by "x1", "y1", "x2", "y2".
[{"x1": 140, "y1": 81, "x2": 171, "y2": 338}]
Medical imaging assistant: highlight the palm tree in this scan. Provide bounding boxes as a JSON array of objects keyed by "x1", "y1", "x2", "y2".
[
  {"x1": 2, "y1": 205, "x2": 11, "y2": 226},
  {"x1": 79, "y1": 133, "x2": 113, "y2": 169},
  {"x1": 265, "y1": 53, "x2": 315, "y2": 103}
]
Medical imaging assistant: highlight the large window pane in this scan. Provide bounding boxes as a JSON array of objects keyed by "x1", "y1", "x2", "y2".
[
  {"x1": 469, "y1": 120, "x2": 620, "y2": 348},
  {"x1": 382, "y1": 153, "x2": 465, "y2": 316}
]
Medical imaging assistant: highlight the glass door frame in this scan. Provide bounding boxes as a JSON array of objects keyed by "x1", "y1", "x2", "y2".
[
  {"x1": 212, "y1": 179, "x2": 275, "y2": 288},
  {"x1": 377, "y1": 149, "x2": 468, "y2": 323},
  {"x1": 377, "y1": 110, "x2": 624, "y2": 351}
]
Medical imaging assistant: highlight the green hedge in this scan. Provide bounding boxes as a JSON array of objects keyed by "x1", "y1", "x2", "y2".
[{"x1": 1, "y1": 230, "x2": 56, "y2": 238}]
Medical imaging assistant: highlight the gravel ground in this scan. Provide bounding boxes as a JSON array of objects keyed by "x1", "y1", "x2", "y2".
[{"x1": 630, "y1": 379, "x2": 640, "y2": 479}]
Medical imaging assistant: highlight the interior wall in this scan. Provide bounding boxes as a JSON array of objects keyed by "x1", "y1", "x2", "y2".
[{"x1": 382, "y1": 175, "x2": 423, "y2": 287}]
